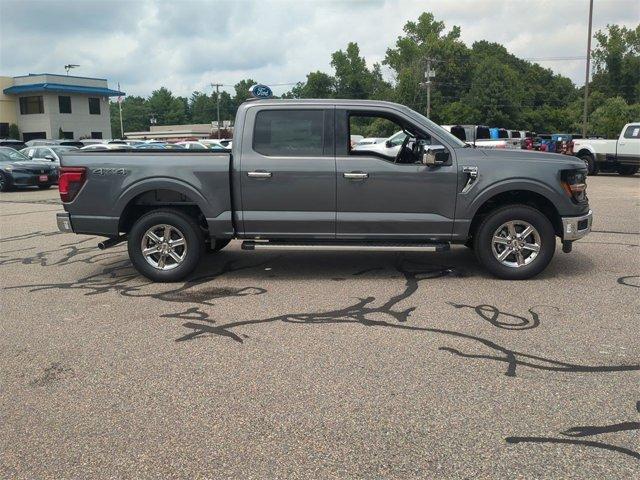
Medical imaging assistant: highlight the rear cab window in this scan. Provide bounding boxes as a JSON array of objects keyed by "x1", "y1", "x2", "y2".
[
  {"x1": 253, "y1": 109, "x2": 326, "y2": 157},
  {"x1": 623, "y1": 125, "x2": 640, "y2": 139}
]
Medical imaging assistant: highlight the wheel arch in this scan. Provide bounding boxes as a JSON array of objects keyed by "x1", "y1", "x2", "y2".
[
  {"x1": 116, "y1": 178, "x2": 212, "y2": 234},
  {"x1": 466, "y1": 186, "x2": 563, "y2": 242}
]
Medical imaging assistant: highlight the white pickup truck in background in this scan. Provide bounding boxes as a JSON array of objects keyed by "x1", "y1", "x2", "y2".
[{"x1": 573, "y1": 122, "x2": 640, "y2": 176}]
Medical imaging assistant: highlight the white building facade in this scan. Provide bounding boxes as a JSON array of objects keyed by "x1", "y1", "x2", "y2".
[{"x1": 1, "y1": 73, "x2": 124, "y2": 141}]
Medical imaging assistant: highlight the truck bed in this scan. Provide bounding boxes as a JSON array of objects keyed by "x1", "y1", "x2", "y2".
[{"x1": 60, "y1": 150, "x2": 233, "y2": 237}]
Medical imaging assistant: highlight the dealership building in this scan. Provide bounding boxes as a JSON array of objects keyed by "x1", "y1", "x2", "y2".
[{"x1": 0, "y1": 73, "x2": 124, "y2": 141}]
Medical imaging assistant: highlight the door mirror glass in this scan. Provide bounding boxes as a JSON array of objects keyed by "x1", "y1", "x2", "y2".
[{"x1": 422, "y1": 145, "x2": 449, "y2": 166}]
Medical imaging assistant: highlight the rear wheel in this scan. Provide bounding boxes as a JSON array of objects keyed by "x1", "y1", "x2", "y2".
[
  {"x1": 128, "y1": 209, "x2": 204, "y2": 282},
  {"x1": 617, "y1": 165, "x2": 639, "y2": 176},
  {"x1": 0, "y1": 172, "x2": 11, "y2": 192},
  {"x1": 474, "y1": 205, "x2": 556, "y2": 280},
  {"x1": 578, "y1": 152, "x2": 598, "y2": 175}
]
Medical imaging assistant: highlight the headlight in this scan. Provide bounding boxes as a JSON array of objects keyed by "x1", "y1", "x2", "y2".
[
  {"x1": 561, "y1": 169, "x2": 587, "y2": 203},
  {"x1": 4, "y1": 165, "x2": 13, "y2": 172}
]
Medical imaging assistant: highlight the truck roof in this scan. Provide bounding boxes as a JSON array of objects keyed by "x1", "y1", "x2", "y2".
[{"x1": 239, "y1": 98, "x2": 410, "y2": 111}]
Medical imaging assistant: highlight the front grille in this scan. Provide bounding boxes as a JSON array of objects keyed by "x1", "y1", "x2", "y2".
[{"x1": 577, "y1": 219, "x2": 589, "y2": 231}]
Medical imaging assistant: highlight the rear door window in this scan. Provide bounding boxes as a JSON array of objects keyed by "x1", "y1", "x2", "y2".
[{"x1": 253, "y1": 110, "x2": 324, "y2": 157}]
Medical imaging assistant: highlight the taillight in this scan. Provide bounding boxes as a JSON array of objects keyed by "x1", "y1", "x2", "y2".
[
  {"x1": 58, "y1": 166, "x2": 86, "y2": 202},
  {"x1": 561, "y1": 169, "x2": 587, "y2": 203}
]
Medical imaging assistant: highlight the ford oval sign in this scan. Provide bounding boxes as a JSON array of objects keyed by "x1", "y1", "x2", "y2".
[{"x1": 249, "y1": 84, "x2": 273, "y2": 99}]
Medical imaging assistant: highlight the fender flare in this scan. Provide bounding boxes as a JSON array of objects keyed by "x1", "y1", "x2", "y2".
[
  {"x1": 466, "y1": 178, "x2": 562, "y2": 221},
  {"x1": 114, "y1": 177, "x2": 214, "y2": 218}
]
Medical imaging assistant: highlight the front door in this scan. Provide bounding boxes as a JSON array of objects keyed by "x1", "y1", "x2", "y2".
[
  {"x1": 239, "y1": 107, "x2": 336, "y2": 238},
  {"x1": 336, "y1": 109, "x2": 458, "y2": 240}
]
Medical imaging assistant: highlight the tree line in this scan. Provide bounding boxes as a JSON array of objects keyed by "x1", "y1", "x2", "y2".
[{"x1": 111, "y1": 13, "x2": 639, "y2": 139}]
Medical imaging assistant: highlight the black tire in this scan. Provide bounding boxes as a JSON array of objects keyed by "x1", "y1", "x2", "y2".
[
  {"x1": 207, "y1": 238, "x2": 231, "y2": 253},
  {"x1": 578, "y1": 152, "x2": 598, "y2": 175},
  {"x1": 38, "y1": 184, "x2": 52, "y2": 189},
  {"x1": 128, "y1": 209, "x2": 204, "y2": 282},
  {"x1": 473, "y1": 205, "x2": 556, "y2": 280},
  {"x1": 617, "y1": 165, "x2": 639, "y2": 176},
  {"x1": 0, "y1": 172, "x2": 11, "y2": 192}
]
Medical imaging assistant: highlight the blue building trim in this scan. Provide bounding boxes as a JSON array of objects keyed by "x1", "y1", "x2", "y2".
[{"x1": 3, "y1": 83, "x2": 125, "y2": 97}]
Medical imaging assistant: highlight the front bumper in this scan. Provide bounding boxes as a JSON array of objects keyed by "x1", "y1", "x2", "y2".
[
  {"x1": 57, "y1": 212, "x2": 73, "y2": 233},
  {"x1": 561, "y1": 210, "x2": 592, "y2": 240}
]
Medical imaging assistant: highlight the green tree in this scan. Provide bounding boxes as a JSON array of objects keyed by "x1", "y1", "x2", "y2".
[
  {"x1": 147, "y1": 87, "x2": 188, "y2": 125},
  {"x1": 591, "y1": 24, "x2": 640, "y2": 103},
  {"x1": 8, "y1": 123, "x2": 19, "y2": 139},
  {"x1": 331, "y1": 42, "x2": 387, "y2": 99},
  {"x1": 589, "y1": 96, "x2": 633, "y2": 138},
  {"x1": 232, "y1": 79, "x2": 257, "y2": 112}
]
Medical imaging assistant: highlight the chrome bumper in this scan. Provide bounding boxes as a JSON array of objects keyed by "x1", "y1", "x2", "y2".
[
  {"x1": 56, "y1": 212, "x2": 73, "y2": 233},
  {"x1": 561, "y1": 210, "x2": 592, "y2": 241}
]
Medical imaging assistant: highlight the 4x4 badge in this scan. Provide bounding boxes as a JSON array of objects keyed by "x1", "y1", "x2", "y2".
[{"x1": 92, "y1": 168, "x2": 127, "y2": 176}]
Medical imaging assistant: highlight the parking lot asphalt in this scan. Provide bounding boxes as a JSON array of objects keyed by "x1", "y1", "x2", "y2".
[{"x1": 0, "y1": 175, "x2": 638, "y2": 479}]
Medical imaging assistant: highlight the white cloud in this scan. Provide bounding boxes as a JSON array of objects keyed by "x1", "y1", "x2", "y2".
[{"x1": 0, "y1": 0, "x2": 637, "y2": 98}]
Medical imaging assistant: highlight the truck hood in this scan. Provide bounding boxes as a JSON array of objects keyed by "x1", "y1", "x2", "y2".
[{"x1": 474, "y1": 148, "x2": 585, "y2": 169}]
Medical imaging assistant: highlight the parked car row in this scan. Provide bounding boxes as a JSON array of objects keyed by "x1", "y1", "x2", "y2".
[{"x1": 0, "y1": 147, "x2": 58, "y2": 191}]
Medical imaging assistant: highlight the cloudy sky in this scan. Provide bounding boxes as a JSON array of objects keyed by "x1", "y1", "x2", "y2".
[{"x1": 1, "y1": 0, "x2": 637, "y2": 98}]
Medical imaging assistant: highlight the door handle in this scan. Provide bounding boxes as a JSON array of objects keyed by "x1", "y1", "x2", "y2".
[
  {"x1": 247, "y1": 171, "x2": 272, "y2": 178},
  {"x1": 343, "y1": 172, "x2": 369, "y2": 179}
]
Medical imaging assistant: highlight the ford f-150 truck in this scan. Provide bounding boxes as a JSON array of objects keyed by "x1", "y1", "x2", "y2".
[
  {"x1": 573, "y1": 122, "x2": 640, "y2": 176},
  {"x1": 56, "y1": 98, "x2": 592, "y2": 282}
]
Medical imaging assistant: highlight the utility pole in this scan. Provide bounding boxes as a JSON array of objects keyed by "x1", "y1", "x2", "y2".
[
  {"x1": 582, "y1": 0, "x2": 594, "y2": 138},
  {"x1": 211, "y1": 83, "x2": 223, "y2": 139},
  {"x1": 117, "y1": 82, "x2": 124, "y2": 139},
  {"x1": 419, "y1": 59, "x2": 436, "y2": 118}
]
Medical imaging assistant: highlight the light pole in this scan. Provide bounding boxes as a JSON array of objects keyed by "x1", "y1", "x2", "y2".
[
  {"x1": 211, "y1": 83, "x2": 223, "y2": 139},
  {"x1": 582, "y1": 0, "x2": 594, "y2": 138}
]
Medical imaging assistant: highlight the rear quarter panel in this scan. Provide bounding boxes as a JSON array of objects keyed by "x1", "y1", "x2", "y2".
[{"x1": 61, "y1": 151, "x2": 232, "y2": 236}]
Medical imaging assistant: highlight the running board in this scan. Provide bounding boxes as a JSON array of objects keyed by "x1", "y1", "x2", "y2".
[{"x1": 241, "y1": 240, "x2": 450, "y2": 252}]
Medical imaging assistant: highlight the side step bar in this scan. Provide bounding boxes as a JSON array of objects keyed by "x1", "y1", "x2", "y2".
[{"x1": 241, "y1": 241, "x2": 450, "y2": 252}]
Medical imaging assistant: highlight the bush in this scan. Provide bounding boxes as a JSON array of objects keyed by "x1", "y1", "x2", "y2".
[{"x1": 8, "y1": 123, "x2": 20, "y2": 140}]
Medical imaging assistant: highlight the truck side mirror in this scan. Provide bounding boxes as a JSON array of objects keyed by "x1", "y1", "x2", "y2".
[{"x1": 422, "y1": 146, "x2": 449, "y2": 166}]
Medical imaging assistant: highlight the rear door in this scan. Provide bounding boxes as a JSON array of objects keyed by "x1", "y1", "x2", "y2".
[{"x1": 238, "y1": 106, "x2": 336, "y2": 238}]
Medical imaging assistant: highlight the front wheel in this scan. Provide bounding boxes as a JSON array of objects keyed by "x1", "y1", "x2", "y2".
[
  {"x1": 128, "y1": 209, "x2": 204, "y2": 282},
  {"x1": 474, "y1": 205, "x2": 556, "y2": 280},
  {"x1": 617, "y1": 165, "x2": 639, "y2": 176}
]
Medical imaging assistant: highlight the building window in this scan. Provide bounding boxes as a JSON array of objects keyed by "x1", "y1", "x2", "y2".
[
  {"x1": 0, "y1": 123, "x2": 8, "y2": 137},
  {"x1": 253, "y1": 109, "x2": 325, "y2": 157},
  {"x1": 58, "y1": 96, "x2": 72, "y2": 114},
  {"x1": 60, "y1": 131, "x2": 74, "y2": 139},
  {"x1": 91, "y1": 131, "x2": 103, "y2": 139},
  {"x1": 19, "y1": 96, "x2": 44, "y2": 115},
  {"x1": 22, "y1": 132, "x2": 47, "y2": 141},
  {"x1": 88, "y1": 97, "x2": 101, "y2": 115}
]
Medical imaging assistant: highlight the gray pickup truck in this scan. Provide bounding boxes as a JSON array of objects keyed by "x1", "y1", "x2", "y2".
[{"x1": 57, "y1": 99, "x2": 592, "y2": 281}]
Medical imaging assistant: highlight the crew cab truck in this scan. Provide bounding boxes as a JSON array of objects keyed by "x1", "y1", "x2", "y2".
[
  {"x1": 573, "y1": 122, "x2": 640, "y2": 176},
  {"x1": 56, "y1": 99, "x2": 592, "y2": 282}
]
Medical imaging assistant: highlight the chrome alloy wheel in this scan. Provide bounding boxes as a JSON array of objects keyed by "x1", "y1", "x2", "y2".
[
  {"x1": 141, "y1": 224, "x2": 187, "y2": 270},
  {"x1": 491, "y1": 220, "x2": 541, "y2": 268}
]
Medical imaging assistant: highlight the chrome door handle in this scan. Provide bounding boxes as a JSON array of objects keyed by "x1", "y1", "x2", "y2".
[
  {"x1": 247, "y1": 171, "x2": 272, "y2": 178},
  {"x1": 343, "y1": 172, "x2": 369, "y2": 179}
]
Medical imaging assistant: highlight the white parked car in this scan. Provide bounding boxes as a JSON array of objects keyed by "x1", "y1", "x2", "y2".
[
  {"x1": 21, "y1": 145, "x2": 78, "y2": 165},
  {"x1": 572, "y1": 122, "x2": 640, "y2": 176},
  {"x1": 355, "y1": 137, "x2": 385, "y2": 147},
  {"x1": 175, "y1": 141, "x2": 210, "y2": 150},
  {"x1": 352, "y1": 130, "x2": 407, "y2": 157},
  {"x1": 80, "y1": 143, "x2": 129, "y2": 150},
  {"x1": 199, "y1": 139, "x2": 232, "y2": 150}
]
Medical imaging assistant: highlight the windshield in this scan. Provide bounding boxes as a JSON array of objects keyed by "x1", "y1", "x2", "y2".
[
  {"x1": 0, "y1": 147, "x2": 29, "y2": 162},
  {"x1": 402, "y1": 107, "x2": 467, "y2": 148}
]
